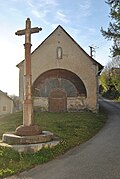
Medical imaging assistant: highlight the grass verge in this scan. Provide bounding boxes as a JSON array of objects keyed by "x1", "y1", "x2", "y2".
[{"x1": 0, "y1": 109, "x2": 107, "y2": 178}]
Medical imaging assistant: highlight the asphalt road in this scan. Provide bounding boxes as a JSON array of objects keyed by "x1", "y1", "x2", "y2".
[{"x1": 5, "y1": 99, "x2": 120, "y2": 179}]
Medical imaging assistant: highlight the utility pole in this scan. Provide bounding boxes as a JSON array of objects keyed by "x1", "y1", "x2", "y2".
[{"x1": 89, "y1": 46, "x2": 95, "y2": 58}]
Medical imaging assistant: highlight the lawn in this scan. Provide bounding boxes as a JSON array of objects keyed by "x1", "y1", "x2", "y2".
[{"x1": 0, "y1": 108, "x2": 107, "y2": 178}]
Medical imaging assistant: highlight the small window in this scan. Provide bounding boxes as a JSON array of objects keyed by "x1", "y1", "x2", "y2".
[
  {"x1": 3, "y1": 106, "x2": 7, "y2": 111},
  {"x1": 56, "y1": 47, "x2": 62, "y2": 59}
]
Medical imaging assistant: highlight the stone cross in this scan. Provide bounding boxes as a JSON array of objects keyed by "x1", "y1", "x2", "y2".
[{"x1": 15, "y1": 18, "x2": 42, "y2": 136}]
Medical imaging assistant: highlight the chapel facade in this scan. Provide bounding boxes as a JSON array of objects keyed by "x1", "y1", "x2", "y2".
[{"x1": 17, "y1": 25, "x2": 103, "y2": 112}]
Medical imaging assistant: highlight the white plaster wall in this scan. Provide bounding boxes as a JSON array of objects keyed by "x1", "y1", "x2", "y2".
[
  {"x1": 0, "y1": 94, "x2": 14, "y2": 115},
  {"x1": 18, "y1": 26, "x2": 98, "y2": 111}
]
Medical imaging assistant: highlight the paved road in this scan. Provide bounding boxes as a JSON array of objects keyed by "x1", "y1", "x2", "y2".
[{"x1": 5, "y1": 99, "x2": 120, "y2": 179}]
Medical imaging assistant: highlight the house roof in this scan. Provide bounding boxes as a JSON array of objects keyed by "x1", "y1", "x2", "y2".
[
  {"x1": 0, "y1": 90, "x2": 13, "y2": 101},
  {"x1": 16, "y1": 25, "x2": 103, "y2": 74}
]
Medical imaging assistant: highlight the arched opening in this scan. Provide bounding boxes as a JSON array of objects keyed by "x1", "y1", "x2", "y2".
[
  {"x1": 32, "y1": 69, "x2": 87, "y2": 112},
  {"x1": 32, "y1": 69, "x2": 87, "y2": 97}
]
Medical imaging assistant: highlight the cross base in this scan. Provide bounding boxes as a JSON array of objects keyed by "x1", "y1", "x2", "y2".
[{"x1": 15, "y1": 125, "x2": 42, "y2": 136}]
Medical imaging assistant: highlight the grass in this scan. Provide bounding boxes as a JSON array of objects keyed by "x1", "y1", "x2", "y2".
[
  {"x1": 0, "y1": 108, "x2": 107, "y2": 178},
  {"x1": 115, "y1": 98, "x2": 120, "y2": 102}
]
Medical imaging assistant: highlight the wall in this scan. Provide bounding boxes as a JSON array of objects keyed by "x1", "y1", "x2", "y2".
[
  {"x1": 33, "y1": 97, "x2": 48, "y2": 111},
  {"x1": 0, "y1": 93, "x2": 14, "y2": 115},
  {"x1": 18, "y1": 26, "x2": 99, "y2": 112},
  {"x1": 33, "y1": 96, "x2": 87, "y2": 112}
]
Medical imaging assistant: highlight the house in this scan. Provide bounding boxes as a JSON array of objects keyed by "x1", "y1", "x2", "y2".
[
  {"x1": 0, "y1": 90, "x2": 14, "y2": 115},
  {"x1": 17, "y1": 25, "x2": 103, "y2": 112}
]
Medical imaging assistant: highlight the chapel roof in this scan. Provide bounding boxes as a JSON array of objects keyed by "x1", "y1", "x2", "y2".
[{"x1": 16, "y1": 25, "x2": 103, "y2": 74}]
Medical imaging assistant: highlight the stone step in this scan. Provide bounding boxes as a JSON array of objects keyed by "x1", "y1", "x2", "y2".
[{"x1": 0, "y1": 140, "x2": 60, "y2": 153}]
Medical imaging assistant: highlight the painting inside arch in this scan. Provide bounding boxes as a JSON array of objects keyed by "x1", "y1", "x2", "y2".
[
  {"x1": 34, "y1": 78, "x2": 78, "y2": 97},
  {"x1": 32, "y1": 69, "x2": 87, "y2": 112}
]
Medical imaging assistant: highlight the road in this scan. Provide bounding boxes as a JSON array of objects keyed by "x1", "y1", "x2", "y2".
[{"x1": 5, "y1": 99, "x2": 120, "y2": 179}]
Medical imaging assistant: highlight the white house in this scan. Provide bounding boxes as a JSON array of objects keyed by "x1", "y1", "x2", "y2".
[{"x1": 0, "y1": 90, "x2": 14, "y2": 115}]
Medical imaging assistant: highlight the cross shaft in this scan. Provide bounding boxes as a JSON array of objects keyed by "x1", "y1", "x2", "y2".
[{"x1": 15, "y1": 18, "x2": 42, "y2": 136}]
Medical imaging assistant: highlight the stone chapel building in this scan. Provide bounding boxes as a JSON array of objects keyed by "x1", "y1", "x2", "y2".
[{"x1": 17, "y1": 25, "x2": 103, "y2": 112}]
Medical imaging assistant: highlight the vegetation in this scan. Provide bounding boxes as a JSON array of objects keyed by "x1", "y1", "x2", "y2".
[
  {"x1": 100, "y1": 56, "x2": 120, "y2": 100},
  {"x1": 0, "y1": 109, "x2": 107, "y2": 178},
  {"x1": 101, "y1": 0, "x2": 120, "y2": 56}
]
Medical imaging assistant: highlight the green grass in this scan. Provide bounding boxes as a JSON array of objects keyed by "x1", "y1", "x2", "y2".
[
  {"x1": 0, "y1": 109, "x2": 107, "y2": 178},
  {"x1": 115, "y1": 98, "x2": 120, "y2": 102}
]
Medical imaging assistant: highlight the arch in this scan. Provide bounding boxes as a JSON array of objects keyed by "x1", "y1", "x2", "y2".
[{"x1": 32, "y1": 69, "x2": 87, "y2": 97}]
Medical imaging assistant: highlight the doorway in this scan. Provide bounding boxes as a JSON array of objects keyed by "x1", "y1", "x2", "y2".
[{"x1": 49, "y1": 88, "x2": 67, "y2": 112}]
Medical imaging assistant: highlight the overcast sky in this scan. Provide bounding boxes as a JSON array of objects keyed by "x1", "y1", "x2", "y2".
[{"x1": 0, "y1": 0, "x2": 112, "y2": 96}]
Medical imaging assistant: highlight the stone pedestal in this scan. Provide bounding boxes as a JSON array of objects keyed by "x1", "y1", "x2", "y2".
[
  {"x1": 2, "y1": 131, "x2": 54, "y2": 145},
  {"x1": 1, "y1": 131, "x2": 59, "y2": 153},
  {"x1": 15, "y1": 125, "x2": 42, "y2": 136}
]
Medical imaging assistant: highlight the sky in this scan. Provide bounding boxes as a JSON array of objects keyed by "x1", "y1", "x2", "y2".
[{"x1": 0, "y1": 0, "x2": 112, "y2": 96}]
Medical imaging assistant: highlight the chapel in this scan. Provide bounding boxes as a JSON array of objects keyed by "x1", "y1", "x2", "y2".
[{"x1": 17, "y1": 25, "x2": 103, "y2": 112}]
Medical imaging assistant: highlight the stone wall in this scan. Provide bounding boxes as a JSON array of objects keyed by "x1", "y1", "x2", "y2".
[
  {"x1": 33, "y1": 96, "x2": 87, "y2": 112},
  {"x1": 67, "y1": 97, "x2": 86, "y2": 112},
  {"x1": 33, "y1": 97, "x2": 48, "y2": 111}
]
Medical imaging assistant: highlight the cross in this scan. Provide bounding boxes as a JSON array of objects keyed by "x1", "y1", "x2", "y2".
[
  {"x1": 15, "y1": 18, "x2": 42, "y2": 44},
  {"x1": 15, "y1": 18, "x2": 42, "y2": 136}
]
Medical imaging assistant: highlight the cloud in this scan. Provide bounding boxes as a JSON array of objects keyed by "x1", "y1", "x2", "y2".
[
  {"x1": 51, "y1": 23, "x2": 60, "y2": 30},
  {"x1": 26, "y1": 0, "x2": 34, "y2": 8},
  {"x1": 67, "y1": 26, "x2": 81, "y2": 37},
  {"x1": 31, "y1": 10, "x2": 41, "y2": 18},
  {"x1": 88, "y1": 27, "x2": 96, "y2": 33},
  {"x1": 56, "y1": 10, "x2": 69, "y2": 24},
  {"x1": 31, "y1": 9, "x2": 48, "y2": 19},
  {"x1": 40, "y1": 0, "x2": 58, "y2": 6},
  {"x1": 78, "y1": 0, "x2": 92, "y2": 17},
  {"x1": 25, "y1": 0, "x2": 59, "y2": 26},
  {"x1": 26, "y1": 0, "x2": 58, "y2": 8},
  {"x1": 26, "y1": 0, "x2": 70, "y2": 25}
]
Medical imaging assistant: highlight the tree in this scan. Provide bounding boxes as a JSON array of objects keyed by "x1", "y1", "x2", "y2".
[
  {"x1": 100, "y1": 70, "x2": 111, "y2": 92},
  {"x1": 110, "y1": 67, "x2": 120, "y2": 92},
  {"x1": 101, "y1": 0, "x2": 120, "y2": 56},
  {"x1": 100, "y1": 57, "x2": 120, "y2": 99},
  {"x1": 9, "y1": 94, "x2": 20, "y2": 111}
]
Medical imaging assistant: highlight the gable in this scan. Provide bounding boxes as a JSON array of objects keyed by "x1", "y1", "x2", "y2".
[
  {"x1": 17, "y1": 25, "x2": 103, "y2": 73},
  {"x1": 32, "y1": 25, "x2": 103, "y2": 71},
  {"x1": 0, "y1": 90, "x2": 13, "y2": 102}
]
